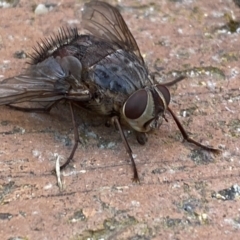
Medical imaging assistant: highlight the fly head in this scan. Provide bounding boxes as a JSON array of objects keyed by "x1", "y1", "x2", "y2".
[{"x1": 122, "y1": 84, "x2": 171, "y2": 133}]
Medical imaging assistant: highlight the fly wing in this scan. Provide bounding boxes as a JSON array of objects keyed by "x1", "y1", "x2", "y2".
[
  {"x1": 82, "y1": 1, "x2": 144, "y2": 64},
  {"x1": 0, "y1": 56, "x2": 87, "y2": 105}
]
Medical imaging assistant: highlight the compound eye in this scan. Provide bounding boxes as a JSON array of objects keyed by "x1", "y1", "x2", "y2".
[
  {"x1": 124, "y1": 89, "x2": 148, "y2": 119},
  {"x1": 156, "y1": 85, "x2": 171, "y2": 106}
]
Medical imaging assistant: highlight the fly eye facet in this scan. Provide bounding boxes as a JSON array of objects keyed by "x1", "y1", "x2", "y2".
[
  {"x1": 124, "y1": 89, "x2": 148, "y2": 119},
  {"x1": 155, "y1": 85, "x2": 171, "y2": 106}
]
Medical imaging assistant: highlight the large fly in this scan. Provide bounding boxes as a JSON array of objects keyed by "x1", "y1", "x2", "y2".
[{"x1": 0, "y1": 1, "x2": 220, "y2": 182}]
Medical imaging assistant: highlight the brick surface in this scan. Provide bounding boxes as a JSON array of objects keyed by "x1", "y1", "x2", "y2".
[{"x1": 0, "y1": 0, "x2": 239, "y2": 239}]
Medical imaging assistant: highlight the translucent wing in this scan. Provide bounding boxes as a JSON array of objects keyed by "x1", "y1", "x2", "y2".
[
  {"x1": 0, "y1": 56, "x2": 87, "y2": 105},
  {"x1": 82, "y1": 1, "x2": 144, "y2": 64}
]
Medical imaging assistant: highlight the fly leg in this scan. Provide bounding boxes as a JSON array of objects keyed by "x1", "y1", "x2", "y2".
[
  {"x1": 167, "y1": 107, "x2": 220, "y2": 153},
  {"x1": 112, "y1": 116, "x2": 139, "y2": 182},
  {"x1": 60, "y1": 102, "x2": 80, "y2": 170},
  {"x1": 162, "y1": 75, "x2": 186, "y2": 87},
  {"x1": 150, "y1": 72, "x2": 186, "y2": 87},
  {"x1": 6, "y1": 101, "x2": 57, "y2": 113}
]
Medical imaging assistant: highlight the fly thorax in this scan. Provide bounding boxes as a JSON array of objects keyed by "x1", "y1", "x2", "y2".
[
  {"x1": 122, "y1": 84, "x2": 171, "y2": 132},
  {"x1": 90, "y1": 49, "x2": 149, "y2": 95}
]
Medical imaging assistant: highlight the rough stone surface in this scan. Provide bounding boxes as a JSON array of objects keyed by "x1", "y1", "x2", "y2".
[{"x1": 0, "y1": 0, "x2": 239, "y2": 239}]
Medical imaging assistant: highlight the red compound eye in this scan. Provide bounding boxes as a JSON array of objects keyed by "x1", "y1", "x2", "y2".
[
  {"x1": 156, "y1": 85, "x2": 170, "y2": 106},
  {"x1": 124, "y1": 89, "x2": 148, "y2": 120}
]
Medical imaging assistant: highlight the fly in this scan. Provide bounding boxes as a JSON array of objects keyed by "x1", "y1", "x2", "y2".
[{"x1": 0, "y1": 1, "x2": 220, "y2": 182}]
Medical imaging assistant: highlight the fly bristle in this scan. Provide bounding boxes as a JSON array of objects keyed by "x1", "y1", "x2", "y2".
[{"x1": 28, "y1": 27, "x2": 79, "y2": 65}]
